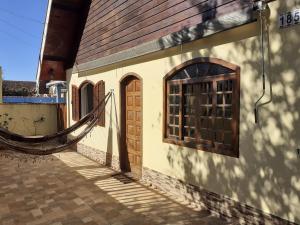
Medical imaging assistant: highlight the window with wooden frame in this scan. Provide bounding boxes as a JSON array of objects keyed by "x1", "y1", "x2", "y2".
[
  {"x1": 71, "y1": 80, "x2": 105, "y2": 127},
  {"x1": 163, "y1": 58, "x2": 240, "y2": 157},
  {"x1": 72, "y1": 85, "x2": 79, "y2": 121},
  {"x1": 80, "y1": 82, "x2": 94, "y2": 118},
  {"x1": 93, "y1": 81, "x2": 105, "y2": 127}
]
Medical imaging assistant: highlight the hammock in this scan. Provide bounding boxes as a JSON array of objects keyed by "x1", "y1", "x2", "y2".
[
  {"x1": 0, "y1": 92, "x2": 111, "y2": 143},
  {"x1": 0, "y1": 117, "x2": 98, "y2": 155},
  {"x1": 0, "y1": 92, "x2": 112, "y2": 155}
]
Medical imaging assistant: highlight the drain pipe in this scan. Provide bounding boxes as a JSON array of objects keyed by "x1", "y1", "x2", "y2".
[{"x1": 254, "y1": 0, "x2": 268, "y2": 124}]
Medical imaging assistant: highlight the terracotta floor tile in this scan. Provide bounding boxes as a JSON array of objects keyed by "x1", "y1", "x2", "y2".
[{"x1": 0, "y1": 150, "x2": 234, "y2": 225}]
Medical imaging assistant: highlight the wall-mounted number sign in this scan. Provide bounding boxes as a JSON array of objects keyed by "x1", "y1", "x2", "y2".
[{"x1": 279, "y1": 9, "x2": 300, "y2": 28}]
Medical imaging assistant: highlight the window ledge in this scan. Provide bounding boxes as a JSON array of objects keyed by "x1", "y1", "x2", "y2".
[{"x1": 163, "y1": 138, "x2": 239, "y2": 158}]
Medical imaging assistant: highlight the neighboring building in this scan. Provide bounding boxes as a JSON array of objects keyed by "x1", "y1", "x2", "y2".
[
  {"x1": 37, "y1": 1, "x2": 300, "y2": 224},
  {"x1": 2, "y1": 80, "x2": 36, "y2": 96},
  {"x1": 0, "y1": 66, "x2": 2, "y2": 103},
  {"x1": 1, "y1": 80, "x2": 67, "y2": 104},
  {"x1": 1, "y1": 80, "x2": 66, "y2": 104}
]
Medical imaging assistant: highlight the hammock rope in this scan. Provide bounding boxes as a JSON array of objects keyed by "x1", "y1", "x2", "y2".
[
  {"x1": 0, "y1": 117, "x2": 98, "y2": 155},
  {"x1": 0, "y1": 91, "x2": 112, "y2": 155}
]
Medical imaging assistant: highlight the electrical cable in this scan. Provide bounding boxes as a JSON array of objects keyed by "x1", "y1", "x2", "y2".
[
  {"x1": 0, "y1": 7, "x2": 45, "y2": 25},
  {"x1": 0, "y1": 18, "x2": 41, "y2": 39},
  {"x1": 0, "y1": 30, "x2": 36, "y2": 47}
]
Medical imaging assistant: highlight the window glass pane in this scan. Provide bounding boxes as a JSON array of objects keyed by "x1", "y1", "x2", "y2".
[
  {"x1": 217, "y1": 94, "x2": 223, "y2": 104},
  {"x1": 185, "y1": 84, "x2": 193, "y2": 93},
  {"x1": 196, "y1": 63, "x2": 210, "y2": 76},
  {"x1": 175, "y1": 116, "x2": 179, "y2": 125},
  {"x1": 209, "y1": 63, "x2": 234, "y2": 75},
  {"x1": 217, "y1": 81, "x2": 224, "y2": 92},
  {"x1": 208, "y1": 107, "x2": 213, "y2": 116},
  {"x1": 184, "y1": 116, "x2": 195, "y2": 127},
  {"x1": 183, "y1": 117, "x2": 188, "y2": 125},
  {"x1": 175, "y1": 96, "x2": 180, "y2": 104},
  {"x1": 199, "y1": 107, "x2": 212, "y2": 117},
  {"x1": 183, "y1": 128, "x2": 188, "y2": 137},
  {"x1": 190, "y1": 116, "x2": 195, "y2": 126},
  {"x1": 200, "y1": 129, "x2": 213, "y2": 141},
  {"x1": 227, "y1": 80, "x2": 233, "y2": 91},
  {"x1": 200, "y1": 82, "x2": 212, "y2": 93},
  {"x1": 215, "y1": 131, "x2": 223, "y2": 143},
  {"x1": 169, "y1": 106, "x2": 180, "y2": 116},
  {"x1": 224, "y1": 132, "x2": 232, "y2": 145},
  {"x1": 185, "y1": 96, "x2": 195, "y2": 106},
  {"x1": 175, "y1": 127, "x2": 179, "y2": 136},
  {"x1": 170, "y1": 85, "x2": 180, "y2": 94},
  {"x1": 169, "y1": 116, "x2": 174, "y2": 124},
  {"x1": 184, "y1": 64, "x2": 198, "y2": 78},
  {"x1": 169, "y1": 95, "x2": 180, "y2": 104},
  {"x1": 225, "y1": 107, "x2": 232, "y2": 118},
  {"x1": 169, "y1": 96, "x2": 174, "y2": 104},
  {"x1": 200, "y1": 107, "x2": 206, "y2": 116},
  {"x1": 200, "y1": 118, "x2": 208, "y2": 128},
  {"x1": 190, "y1": 128, "x2": 196, "y2": 138},
  {"x1": 208, "y1": 94, "x2": 213, "y2": 104},
  {"x1": 208, "y1": 119, "x2": 213, "y2": 128},
  {"x1": 215, "y1": 118, "x2": 223, "y2": 130},
  {"x1": 224, "y1": 119, "x2": 231, "y2": 130},
  {"x1": 171, "y1": 71, "x2": 188, "y2": 80},
  {"x1": 225, "y1": 94, "x2": 232, "y2": 104},
  {"x1": 217, "y1": 80, "x2": 234, "y2": 92},
  {"x1": 169, "y1": 106, "x2": 174, "y2": 114},
  {"x1": 216, "y1": 107, "x2": 223, "y2": 117},
  {"x1": 170, "y1": 62, "x2": 234, "y2": 81},
  {"x1": 169, "y1": 127, "x2": 174, "y2": 135},
  {"x1": 200, "y1": 94, "x2": 207, "y2": 104}
]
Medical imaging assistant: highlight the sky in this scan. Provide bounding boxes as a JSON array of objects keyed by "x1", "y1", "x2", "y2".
[{"x1": 0, "y1": 0, "x2": 48, "y2": 81}]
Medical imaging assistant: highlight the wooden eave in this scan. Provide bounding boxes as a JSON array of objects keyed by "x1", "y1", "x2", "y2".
[
  {"x1": 36, "y1": 0, "x2": 90, "y2": 85},
  {"x1": 37, "y1": 0, "x2": 275, "y2": 77}
]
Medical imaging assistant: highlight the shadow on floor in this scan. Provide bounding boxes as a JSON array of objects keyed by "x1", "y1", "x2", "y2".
[{"x1": 0, "y1": 150, "x2": 236, "y2": 225}]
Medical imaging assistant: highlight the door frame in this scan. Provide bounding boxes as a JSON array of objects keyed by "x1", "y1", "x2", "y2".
[{"x1": 119, "y1": 73, "x2": 143, "y2": 176}]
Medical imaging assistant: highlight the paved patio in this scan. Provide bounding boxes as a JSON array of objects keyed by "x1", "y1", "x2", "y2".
[{"x1": 0, "y1": 151, "x2": 236, "y2": 225}]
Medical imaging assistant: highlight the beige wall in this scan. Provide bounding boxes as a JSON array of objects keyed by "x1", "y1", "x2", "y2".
[
  {"x1": 0, "y1": 104, "x2": 57, "y2": 136},
  {"x1": 67, "y1": 1, "x2": 300, "y2": 223}
]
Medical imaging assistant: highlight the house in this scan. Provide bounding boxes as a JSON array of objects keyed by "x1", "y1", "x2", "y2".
[
  {"x1": 2, "y1": 80, "x2": 36, "y2": 96},
  {"x1": 36, "y1": 0, "x2": 300, "y2": 224}
]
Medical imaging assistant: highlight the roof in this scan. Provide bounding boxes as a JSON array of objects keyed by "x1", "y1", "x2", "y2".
[
  {"x1": 36, "y1": 0, "x2": 275, "y2": 82},
  {"x1": 36, "y1": 0, "x2": 89, "y2": 91}
]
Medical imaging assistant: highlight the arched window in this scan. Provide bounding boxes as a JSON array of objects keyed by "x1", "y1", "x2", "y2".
[
  {"x1": 80, "y1": 82, "x2": 94, "y2": 118},
  {"x1": 72, "y1": 80, "x2": 105, "y2": 127},
  {"x1": 163, "y1": 58, "x2": 240, "y2": 157}
]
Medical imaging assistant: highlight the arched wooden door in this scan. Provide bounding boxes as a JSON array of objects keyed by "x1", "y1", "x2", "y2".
[{"x1": 121, "y1": 75, "x2": 142, "y2": 178}]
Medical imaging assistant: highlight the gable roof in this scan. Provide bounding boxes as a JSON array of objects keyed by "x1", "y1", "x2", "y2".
[
  {"x1": 36, "y1": 0, "x2": 275, "y2": 85},
  {"x1": 36, "y1": 0, "x2": 89, "y2": 93}
]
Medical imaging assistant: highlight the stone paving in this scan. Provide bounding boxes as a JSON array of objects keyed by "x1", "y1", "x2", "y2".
[{"x1": 0, "y1": 151, "x2": 237, "y2": 225}]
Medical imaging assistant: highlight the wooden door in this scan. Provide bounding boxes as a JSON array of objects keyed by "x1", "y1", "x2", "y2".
[{"x1": 123, "y1": 76, "x2": 142, "y2": 178}]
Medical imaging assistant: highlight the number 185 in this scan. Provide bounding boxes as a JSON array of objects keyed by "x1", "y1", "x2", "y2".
[{"x1": 279, "y1": 9, "x2": 300, "y2": 28}]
